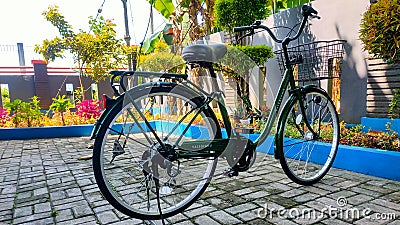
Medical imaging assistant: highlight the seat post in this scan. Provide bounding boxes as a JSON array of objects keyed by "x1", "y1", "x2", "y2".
[{"x1": 204, "y1": 62, "x2": 220, "y2": 92}]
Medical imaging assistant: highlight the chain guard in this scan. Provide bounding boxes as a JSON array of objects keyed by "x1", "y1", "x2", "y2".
[{"x1": 225, "y1": 136, "x2": 257, "y2": 172}]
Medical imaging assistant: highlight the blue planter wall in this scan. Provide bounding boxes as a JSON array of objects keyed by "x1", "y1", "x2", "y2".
[
  {"x1": 0, "y1": 124, "x2": 94, "y2": 140},
  {"x1": 361, "y1": 117, "x2": 400, "y2": 133}
]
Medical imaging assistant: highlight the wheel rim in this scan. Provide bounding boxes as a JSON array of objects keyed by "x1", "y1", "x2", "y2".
[
  {"x1": 97, "y1": 88, "x2": 218, "y2": 217},
  {"x1": 282, "y1": 91, "x2": 339, "y2": 182}
]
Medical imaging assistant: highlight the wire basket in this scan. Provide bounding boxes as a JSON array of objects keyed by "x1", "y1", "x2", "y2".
[{"x1": 274, "y1": 40, "x2": 346, "y2": 81}]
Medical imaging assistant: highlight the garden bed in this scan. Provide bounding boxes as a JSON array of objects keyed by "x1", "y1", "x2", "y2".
[{"x1": 238, "y1": 133, "x2": 400, "y2": 181}]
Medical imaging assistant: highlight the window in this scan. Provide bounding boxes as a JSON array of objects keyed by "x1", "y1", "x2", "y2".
[
  {"x1": 328, "y1": 58, "x2": 341, "y2": 113},
  {"x1": 66, "y1": 83, "x2": 74, "y2": 105},
  {"x1": 91, "y1": 83, "x2": 98, "y2": 100},
  {"x1": 0, "y1": 84, "x2": 10, "y2": 107}
]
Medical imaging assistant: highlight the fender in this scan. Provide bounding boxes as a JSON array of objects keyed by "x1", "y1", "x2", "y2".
[
  {"x1": 274, "y1": 85, "x2": 324, "y2": 159},
  {"x1": 90, "y1": 95, "x2": 123, "y2": 140},
  {"x1": 90, "y1": 81, "x2": 178, "y2": 140}
]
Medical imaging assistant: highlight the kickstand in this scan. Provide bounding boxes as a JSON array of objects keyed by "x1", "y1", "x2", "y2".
[{"x1": 154, "y1": 178, "x2": 166, "y2": 225}]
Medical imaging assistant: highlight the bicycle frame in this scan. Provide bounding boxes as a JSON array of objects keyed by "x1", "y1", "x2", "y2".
[{"x1": 90, "y1": 61, "x2": 311, "y2": 161}]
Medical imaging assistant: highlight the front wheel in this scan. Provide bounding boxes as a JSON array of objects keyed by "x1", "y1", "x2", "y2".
[
  {"x1": 92, "y1": 84, "x2": 221, "y2": 220},
  {"x1": 277, "y1": 87, "x2": 339, "y2": 185}
]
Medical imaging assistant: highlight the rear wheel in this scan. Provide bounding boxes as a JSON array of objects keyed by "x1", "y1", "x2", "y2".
[
  {"x1": 93, "y1": 84, "x2": 221, "y2": 219},
  {"x1": 277, "y1": 87, "x2": 339, "y2": 185}
]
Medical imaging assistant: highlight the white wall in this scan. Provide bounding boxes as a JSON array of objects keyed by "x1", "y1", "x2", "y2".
[{"x1": 201, "y1": 0, "x2": 370, "y2": 123}]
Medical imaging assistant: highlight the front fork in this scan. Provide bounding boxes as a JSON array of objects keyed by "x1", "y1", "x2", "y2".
[{"x1": 274, "y1": 85, "x2": 320, "y2": 159}]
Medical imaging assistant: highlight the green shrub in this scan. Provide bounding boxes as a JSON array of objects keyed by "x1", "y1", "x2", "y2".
[
  {"x1": 359, "y1": 0, "x2": 400, "y2": 64},
  {"x1": 140, "y1": 51, "x2": 184, "y2": 73},
  {"x1": 389, "y1": 89, "x2": 400, "y2": 118},
  {"x1": 4, "y1": 96, "x2": 42, "y2": 127},
  {"x1": 49, "y1": 95, "x2": 74, "y2": 126},
  {"x1": 214, "y1": 0, "x2": 270, "y2": 33}
]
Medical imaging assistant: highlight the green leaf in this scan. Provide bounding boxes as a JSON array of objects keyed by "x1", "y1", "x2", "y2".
[
  {"x1": 148, "y1": 0, "x2": 175, "y2": 19},
  {"x1": 142, "y1": 31, "x2": 163, "y2": 54}
]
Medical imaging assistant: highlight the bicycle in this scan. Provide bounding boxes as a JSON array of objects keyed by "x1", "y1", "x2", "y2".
[{"x1": 90, "y1": 5, "x2": 341, "y2": 220}]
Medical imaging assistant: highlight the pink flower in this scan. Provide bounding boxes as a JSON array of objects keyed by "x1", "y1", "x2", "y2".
[
  {"x1": 76, "y1": 100, "x2": 102, "y2": 120},
  {"x1": 0, "y1": 108, "x2": 10, "y2": 126}
]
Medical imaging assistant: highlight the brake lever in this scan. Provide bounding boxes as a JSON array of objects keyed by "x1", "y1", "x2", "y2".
[
  {"x1": 235, "y1": 29, "x2": 254, "y2": 44},
  {"x1": 310, "y1": 14, "x2": 321, "y2": 20}
]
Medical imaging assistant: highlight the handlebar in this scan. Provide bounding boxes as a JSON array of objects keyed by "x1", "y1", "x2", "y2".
[{"x1": 233, "y1": 5, "x2": 319, "y2": 45}]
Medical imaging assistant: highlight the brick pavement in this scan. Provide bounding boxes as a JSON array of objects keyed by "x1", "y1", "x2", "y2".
[{"x1": 0, "y1": 137, "x2": 399, "y2": 224}]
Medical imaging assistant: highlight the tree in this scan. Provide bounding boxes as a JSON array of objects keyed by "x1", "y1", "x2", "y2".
[
  {"x1": 146, "y1": 0, "x2": 216, "y2": 48},
  {"x1": 269, "y1": 0, "x2": 315, "y2": 13},
  {"x1": 216, "y1": 45, "x2": 274, "y2": 116},
  {"x1": 214, "y1": 0, "x2": 270, "y2": 33},
  {"x1": 35, "y1": 6, "x2": 129, "y2": 98}
]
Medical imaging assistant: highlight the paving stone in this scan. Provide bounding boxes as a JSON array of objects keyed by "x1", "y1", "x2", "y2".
[
  {"x1": 237, "y1": 210, "x2": 259, "y2": 222},
  {"x1": 33, "y1": 187, "x2": 48, "y2": 196},
  {"x1": 1, "y1": 185, "x2": 16, "y2": 194},
  {"x1": 371, "y1": 198, "x2": 400, "y2": 211},
  {"x1": 57, "y1": 215, "x2": 97, "y2": 225},
  {"x1": 279, "y1": 189, "x2": 307, "y2": 198},
  {"x1": 93, "y1": 204, "x2": 115, "y2": 213},
  {"x1": 232, "y1": 187, "x2": 256, "y2": 196},
  {"x1": 71, "y1": 203, "x2": 93, "y2": 218},
  {"x1": 112, "y1": 218, "x2": 143, "y2": 225},
  {"x1": 18, "y1": 217, "x2": 55, "y2": 225},
  {"x1": 13, "y1": 212, "x2": 51, "y2": 224},
  {"x1": 194, "y1": 215, "x2": 220, "y2": 225},
  {"x1": 209, "y1": 210, "x2": 241, "y2": 224},
  {"x1": 66, "y1": 187, "x2": 83, "y2": 197},
  {"x1": 54, "y1": 209, "x2": 74, "y2": 223},
  {"x1": 293, "y1": 193, "x2": 320, "y2": 203},
  {"x1": 322, "y1": 218, "x2": 352, "y2": 225},
  {"x1": 97, "y1": 210, "x2": 120, "y2": 224},
  {"x1": 184, "y1": 205, "x2": 217, "y2": 218},
  {"x1": 14, "y1": 205, "x2": 33, "y2": 218},
  {"x1": 328, "y1": 190, "x2": 357, "y2": 201},
  {"x1": 225, "y1": 203, "x2": 258, "y2": 214},
  {"x1": 34, "y1": 202, "x2": 51, "y2": 214},
  {"x1": 350, "y1": 186, "x2": 383, "y2": 198},
  {"x1": 0, "y1": 214, "x2": 12, "y2": 223},
  {"x1": 346, "y1": 194, "x2": 374, "y2": 206},
  {"x1": 165, "y1": 212, "x2": 188, "y2": 224},
  {"x1": 16, "y1": 191, "x2": 32, "y2": 200}
]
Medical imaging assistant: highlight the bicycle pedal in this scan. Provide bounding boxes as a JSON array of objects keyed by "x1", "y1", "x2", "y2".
[{"x1": 223, "y1": 168, "x2": 239, "y2": 177}]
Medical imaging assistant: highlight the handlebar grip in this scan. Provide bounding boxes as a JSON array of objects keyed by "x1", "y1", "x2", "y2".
[
  {"x1": 233, "y1": 26, "x2": 252, "y2": 32},
  {"x1": 302, "y1": 5, "x2": 318, "y2": 17}
]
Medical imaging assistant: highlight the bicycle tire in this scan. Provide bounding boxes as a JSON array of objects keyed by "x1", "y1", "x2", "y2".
[
  {"x1": 277, "y1": 87, "x2": 339, "y2": 185},
  {"x1": 93, "y1": 84, "x2": 221, "y2": 220}
]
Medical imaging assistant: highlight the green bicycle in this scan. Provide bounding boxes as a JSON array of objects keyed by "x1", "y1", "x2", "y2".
[{"x1": 91, "y1": 5, "x2": 341, "y2": 220}]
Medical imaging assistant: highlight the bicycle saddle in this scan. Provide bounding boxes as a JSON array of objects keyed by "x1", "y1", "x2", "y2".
[{"x1": 182, "y1": 44, "x2": 227, "y2": 63}]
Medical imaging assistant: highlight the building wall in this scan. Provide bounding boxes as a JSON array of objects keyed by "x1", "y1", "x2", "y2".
[{"x1": 0, "y1": 62, "x2": 115, "y2": 109}]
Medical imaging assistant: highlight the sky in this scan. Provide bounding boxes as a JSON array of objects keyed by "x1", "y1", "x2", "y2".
[{"x1": 0, "y1": 0, "x2": 166, "y2": 66}]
